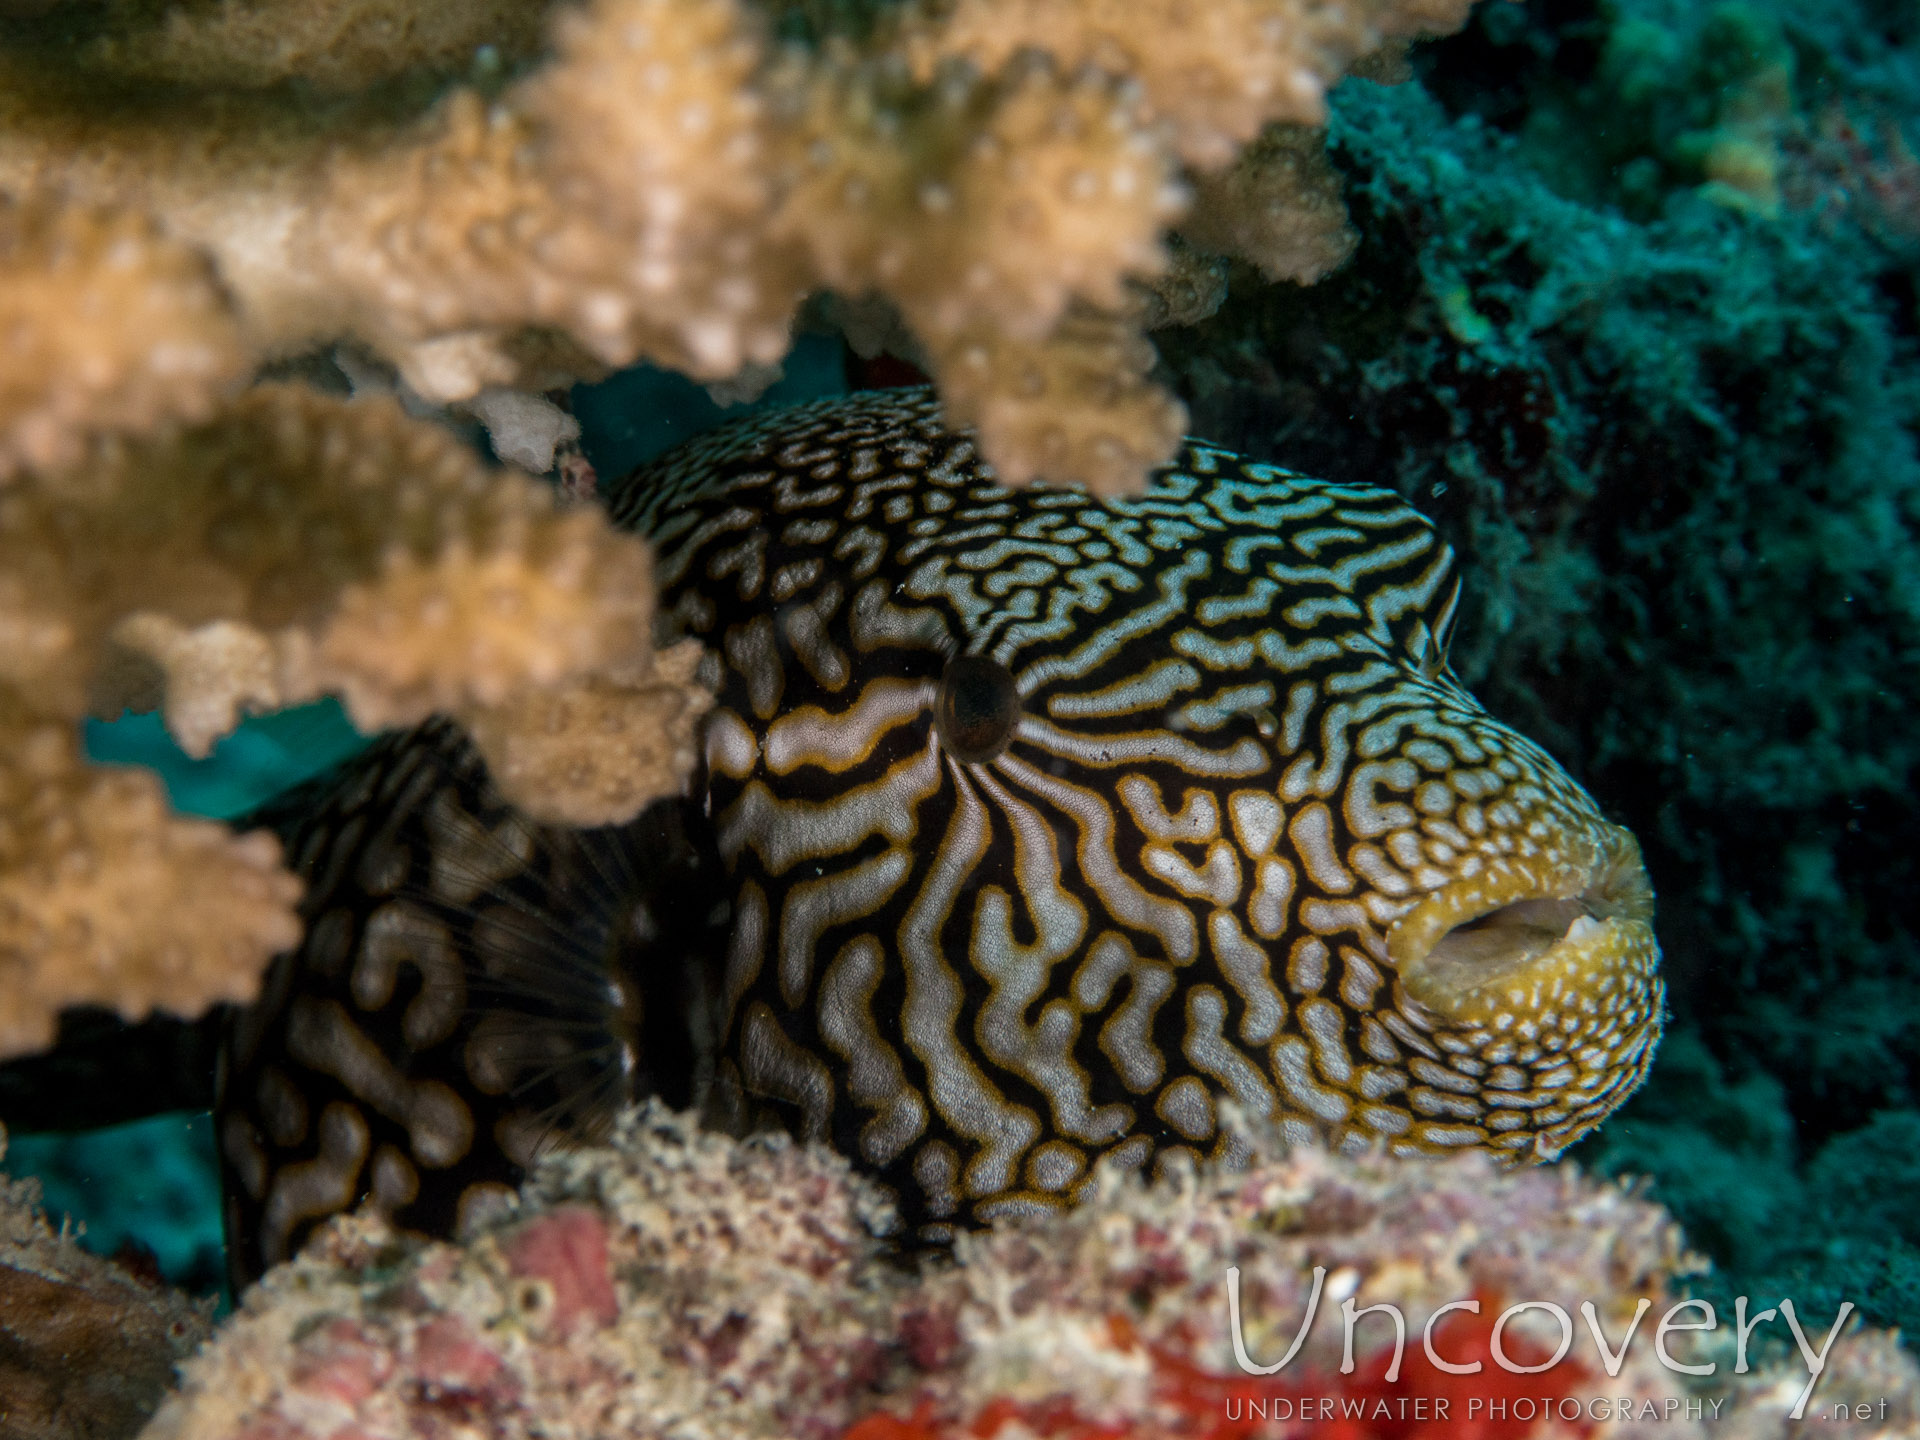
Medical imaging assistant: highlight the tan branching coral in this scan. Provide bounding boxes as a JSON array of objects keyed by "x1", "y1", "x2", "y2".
[
  {"x1": 460, "y1": 641, "x2": 713, "y2": 827},
  {"x1": 0, "y1": 0, "x2": 1477, "y2": 496},
  {"x1": 1183, "y1": 122, "x2": 1361, "y2": 283},
  {"x1": 0, "y1": 386, "x2": 700, "y2": 1059},
  {"x1": 528, "y1": 0, "x2": 800, "y2": 376},
  {"x1": 3, "y1": 385, "x2": 657, "y2": 741},
  {"x1": 772, "y1": 54, "x2": 1178, "y2": 344},
  {"x1": 899, "y1": 0, "x2": 1473, "y2": 168},
  {"x1": 0, "y1": 193, "x2": 247, "y2": 480},
  {"x1": 771, "y1": 49, "x2": 1185, "y2": 485},
  {"x1": 1136, "y1": 236, "x2": 1229, "y2": 330},
  {"x1": 0, "y1": 701, "x2": 304, "y2": 1060},
  {"x1": 930, "y1": 303, "x2": 1190, "y2": 491}
]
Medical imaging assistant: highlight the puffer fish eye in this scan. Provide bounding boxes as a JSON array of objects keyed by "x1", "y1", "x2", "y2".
[
  {"x1": 214, "y1": 388, "x2": 1665, "y2": 1283},
  {"x1": 934, "y1": 654, "x2": 1021, "y2": 763}
]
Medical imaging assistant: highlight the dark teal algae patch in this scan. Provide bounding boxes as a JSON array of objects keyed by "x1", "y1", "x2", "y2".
[
  {"x1": 84, "y1": 700, "x2": 368, "y2": 823},
  {"x1": 1156, "y1": 0, "x2": 1920, "y2": 1334},
  {"x1": 4, "y1": 1115, "x2": 226, "y2": 1294},
  {"x1": 1598, "y1": 1031, "x2": 1920, "y2": 1336}
]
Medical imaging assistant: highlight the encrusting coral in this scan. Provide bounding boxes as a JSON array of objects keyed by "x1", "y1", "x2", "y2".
[{"x1": 139, "y1": 1104, "x2": 1919, "y2": 1440}]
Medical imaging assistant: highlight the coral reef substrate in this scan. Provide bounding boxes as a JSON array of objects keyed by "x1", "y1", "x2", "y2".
[{"x1": 141, "y1": 1106, "x2": 1920, "y2": 1440}]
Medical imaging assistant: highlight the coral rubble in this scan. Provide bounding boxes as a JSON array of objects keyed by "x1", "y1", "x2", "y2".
[
  {"x1": 0, "y1": 1124, "x2": 212, "y2": 1440},
  {"x1": 2, "y1": 1112, "x2": 226, "y2": 1294},
  {"x1": 143, "y1": 1106, "x2": 1918, "y2": 1440}
]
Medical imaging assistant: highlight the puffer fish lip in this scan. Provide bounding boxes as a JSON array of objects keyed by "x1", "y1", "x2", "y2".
[
  {"x1": 1386, "y1": 822, "x2": 1657, "y2": 1018},
  {"x1": 1384, "y1": 821, "x2": 1665, "y2": 1156}
]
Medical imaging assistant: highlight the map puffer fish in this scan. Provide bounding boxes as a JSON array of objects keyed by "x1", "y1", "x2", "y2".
[{"x1": 217, "y1": 389, "x2": 1664, "y2": 1283}]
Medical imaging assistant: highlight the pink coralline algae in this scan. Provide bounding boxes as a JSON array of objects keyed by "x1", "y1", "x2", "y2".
[
  {"x1": 501, "y1": 1205, "x2": 620, "y2": 1334},
  {"x1": 140, "y1": 1105, "x2": 1919, "y2": 1440}
]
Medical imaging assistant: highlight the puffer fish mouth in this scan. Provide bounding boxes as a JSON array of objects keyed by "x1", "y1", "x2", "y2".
[{"x1": 1385, "y1": 823, "x2": 1663, "y2": 1160}]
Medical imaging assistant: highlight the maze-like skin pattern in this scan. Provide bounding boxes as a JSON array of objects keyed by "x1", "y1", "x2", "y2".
[
  {"x1": 620, "y1": 391, "x2": 1662, "y2": 1231},
  {"x1": 221, "y1": 390, "x2": 1662, "y2": 1275}
]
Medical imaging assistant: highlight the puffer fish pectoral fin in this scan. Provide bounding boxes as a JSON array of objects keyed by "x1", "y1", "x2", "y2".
[
  {"x1": 1426, "y1": 571, "x2": 1464, "y2": 676},
  {"x1": 216, "y1": 719, "x2": 727, "y2": 1289}
]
